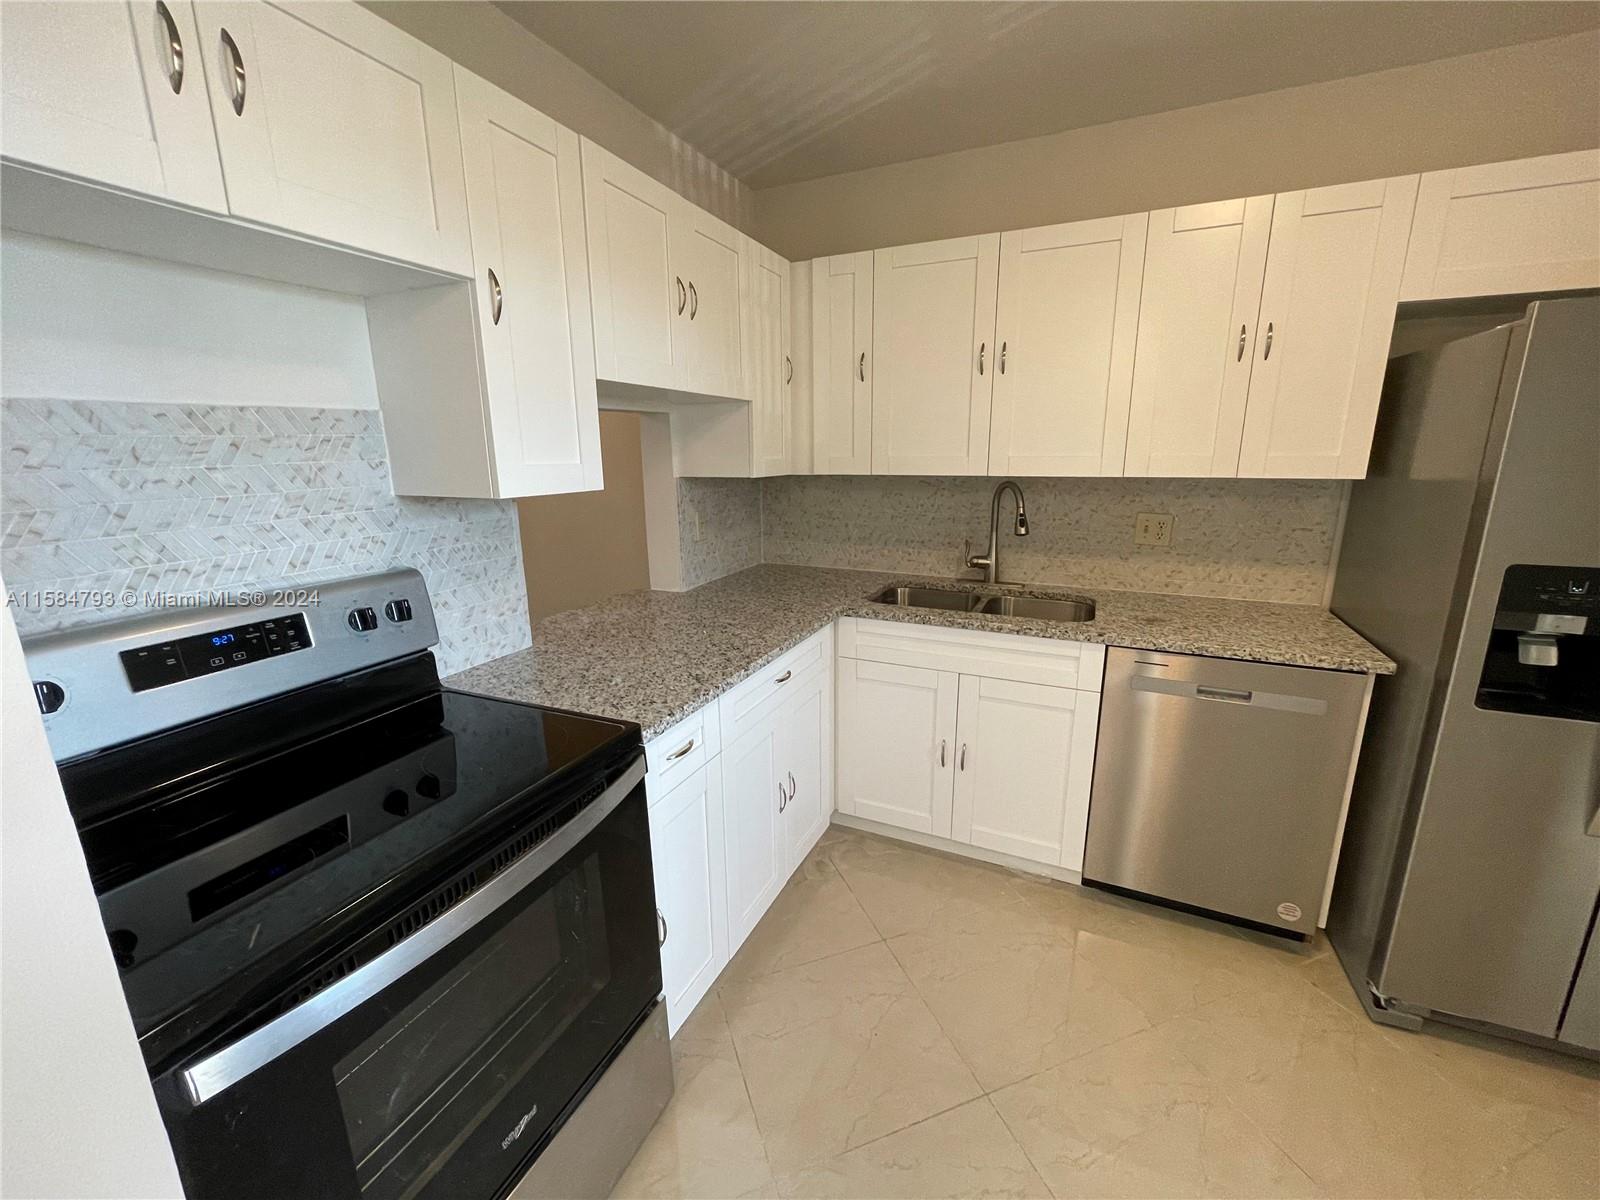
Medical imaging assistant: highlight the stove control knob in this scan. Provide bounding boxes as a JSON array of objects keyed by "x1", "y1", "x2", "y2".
[
  {"x1": 416, "y1": 771, "x2": 442, "y2": 800},
  {"x1": 347, "y1": 606, "x2": 378, "y2": 632},
  {"x1": 383, "y1": 789, "x2": 411, "y2": 817},
  {"x1": 384, "y1": 598, "x2": 414, "y2": 623},
  {"x1": 108, "y1": 928, "x2": 138, "y2": 970},
  {"x1": 33, "y1": 680, "x2": 66, "y2": 715}
]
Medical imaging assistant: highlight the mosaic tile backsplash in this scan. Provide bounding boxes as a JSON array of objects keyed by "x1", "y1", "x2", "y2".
[
  {"x1": 676, "y1": 476, "x2": 762, "y2": 588},
  {"x1": 760, "y1": 475, "x2": 1345, "y2": 605},
  {"x1": 1, "y1": 398, "x2": 531, "y2": 675}
]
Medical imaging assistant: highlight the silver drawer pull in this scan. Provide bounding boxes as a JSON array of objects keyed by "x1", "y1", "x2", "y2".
[
  {"x1": 666, "y1": 737, "x2": 695, "y2": 762},
  {"x1": 774, "y1": 670, "x2": 792, "y2": 685},
  {"x1": 959, "y1": 743, "x2": 967, "y2": 770},
  {"x1": 977, "y1": 342, "x2": 986, "y2": 375},
  {"x1": 1196, "y1": 685, "x2": 1254, "y2": 704},
  {"x1": 487, "y1": 268, "x2": 503, "y2": 325},
  {"x1": 657, "y1": 908, "x2": 667, "y2": 947},
  {"x1": 858, "y1": 352, "x2": 866, "y2": 382},
  {"x1": 220, "y1": 27, "x2": 245, "y2": 116},
  {"x1": 784, "y1": 355, "x2": 793, "y2": 384},
  {"x1": 155, "y1": 1, "x2": 184, "y2": 94},
  {"x1": 939, "y1": 739, "x2": 947, "y2": 767}
]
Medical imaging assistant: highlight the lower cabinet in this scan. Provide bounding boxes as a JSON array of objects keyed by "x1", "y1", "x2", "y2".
[
  {"x1": 647, "y1": 759, "x2": 727, "y2": 1034},
  {"x1": 836, "y1": 658, "x2": 958, "y2": 835}
]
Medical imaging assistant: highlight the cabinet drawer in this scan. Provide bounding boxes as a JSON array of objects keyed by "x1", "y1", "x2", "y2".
[
  {"x1": 645, "y1": 702, "x2": 720, "y2": 800},
  {"x1": 838, "y1": 618, "x2": 1104, "y2": 691},
  {"x1": 718, "y1": 627, "x2": 831, "y2": 748}
]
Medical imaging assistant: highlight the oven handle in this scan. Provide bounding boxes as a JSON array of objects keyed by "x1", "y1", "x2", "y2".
[{"x1": 178, "y1": 753, "x2": 647, "y2": 1107}]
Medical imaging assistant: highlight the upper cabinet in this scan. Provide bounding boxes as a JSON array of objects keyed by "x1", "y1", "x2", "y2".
[
  {"x1": 1123, "y1": 197, "x2": 1272, "y2": 477},
  {"x1": 871, "y1": 234, "x2": 1000, "y2": 475},
  {"x1": 988, "y1": 214, "x2": 1146, "y2": 477},
  {"x1": 1401, "y1": 150, "x2": 1600, "y2": 302},
  {"x1": 811, "y1": 253, "x2": 874, "y2": 474},
  {"x1": 1238, "y1": 176, "x2": 1417, "y2": 479},
  {"x1": 745, "y1": 241, "x2": 792, "y2": 476},
  {"x1": 582, "y1": 138, "x2": 747, "y2": 400},
  {"x1": 190, "y1": 1, "x2": 471, "y2": 274},
  {"x1": 1, "y1": 0, "x2": 227, "y2": 212}
]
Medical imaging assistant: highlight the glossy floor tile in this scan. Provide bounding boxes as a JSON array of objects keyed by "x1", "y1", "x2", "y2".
[{"x1": 614, "y1": 825, "x2": 1600, "y2": 1200}]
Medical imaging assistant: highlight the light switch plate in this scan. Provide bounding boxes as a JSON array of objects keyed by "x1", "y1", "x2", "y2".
[{"x1": 1135, "y1": 512, "x2": 1174, "y2": 547}]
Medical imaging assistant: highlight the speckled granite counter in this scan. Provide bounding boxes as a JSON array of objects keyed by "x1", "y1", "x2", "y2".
[{"x1": 445, "y1": 565, "x2": 1394, "y2": 741}]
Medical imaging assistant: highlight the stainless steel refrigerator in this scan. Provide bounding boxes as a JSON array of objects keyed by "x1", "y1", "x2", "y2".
[{"x1": 1328, "y1": 296, "x2": 1599, "y2": 1054}]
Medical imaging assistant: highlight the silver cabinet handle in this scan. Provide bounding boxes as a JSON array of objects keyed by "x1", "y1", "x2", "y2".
[
  {"x1": 1262, "y1": 322, "x2": 1274, "y2": 361},
  {"x1": 219, "y1": 27, "x2": 245, "y2": 116},
  {"x1": 959, "y1": 743, "x2": 967, "y2": 770},
  {"x1": 155, "y1": 1, "x2": 184, "y2": 94},
  {"x1": 977, "y1": 342, "x2": 986, "y2": 375},
  {"x1": 1236, "y1": 324, "x2": 1247, "y2": 362},
  {"x1": 774, "y1": 670, "x2": 792, "y2": 685},
  {"x1": 778, "y1": 781, "x2": 788, "y2": 813},
  {"x1": 666, "y1": 737, "x2": 695, "y2": 762},
  {"x1": 788, "y1": 771, "x2": 796, "y2": 798},
  {"x1": 487, "y1": 267, "x2": 503, "y2": 326},
  {"x1": 858, "y1": 352, "x2": 866, "y2": 382},
  {"x1": 784, "y1": 355, "x2": 792, "y2": 385},
  {"x1": 939, "y1": 739, "x2": 947, "y2": 767},
  {"x1": 999, "y1": 341, "x2": 1007, "y2": 375},
  {"x1": 675, "y1": 277, "x2": 687, "y2": 315},
  {"x1": 688, "y1": 281, "x2": 698, "y2": 320},
  {"x1": 657, "y1": 908, "x2": 667, "y2": 947}
]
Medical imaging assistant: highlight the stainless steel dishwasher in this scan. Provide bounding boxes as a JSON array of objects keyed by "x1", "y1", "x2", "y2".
[{"x1": 1084, "y1": 648, "x2": 1370, "y2": 936}]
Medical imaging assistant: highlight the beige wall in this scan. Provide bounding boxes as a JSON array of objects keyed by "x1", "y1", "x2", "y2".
[
  {"x1": 754, "y1": 31, "x2": 1600, "y2": 260},
  {"x1": 518, "y1": 412, "x2": 651, "y2": 621},
  {"x1": 362, "y1": 1, "x2": 753, "y2": 230}
]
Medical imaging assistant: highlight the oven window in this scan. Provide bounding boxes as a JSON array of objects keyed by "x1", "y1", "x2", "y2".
[{"x1": 333, "y1": 855, "x2": 609, "y2": 1199}]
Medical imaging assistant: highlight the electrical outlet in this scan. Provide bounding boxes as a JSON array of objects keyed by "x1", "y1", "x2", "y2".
[{"x1": 1135, "y1": 512, "x2": 1174, "y2": 547}]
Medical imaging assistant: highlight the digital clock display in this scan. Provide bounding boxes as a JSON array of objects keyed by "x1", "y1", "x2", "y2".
[{"x1": 211, "y1": 632, "x2": 236, "y2": 646}]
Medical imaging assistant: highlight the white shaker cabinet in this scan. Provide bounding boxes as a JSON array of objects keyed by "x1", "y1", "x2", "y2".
[
  {"x1": 1238, "y1": 175, "x2": 1418, "y2": 479},
  {"x1": 778, "y1": 679, "x2": 830, "y2": 867},
  {"x1": 871, "y1": 234, "x2": 1001, "y2": 475},
  {"x1": 745, "y1": 242, "x2": 793, "y2": 476},
  {"x1": 648, "y1": 759, "x2": 728, "y2": 1035},
  {"x1": 191, "y1": 1, "x2": 471, "y2": 274},
  {"x1": 678, "y1": 208, "x2": 748, "y2": 399},
  {"x1": 949, "y1": 676, "x2": 1099, "y2": 871},
  {"x1": 836, "y1": 658, "x2": 958, "y2": 837},
  {"x1": 1124, "y1": 197, "x2": 1273, "y2": 477},
  {"x1": 1, "y1": 0, "x2": 226, "y2": 213},
  {"x1": 450, "y1": 67, "x2": 601, "y2": 496},
  {"x1": 718, "y1": 716, "x2": 784, "y2": 951},
  {"x1": 988, "y1": 214, "x2": 1147, "y2": 476},
  {"x1": 811, "y1": 253, "x2": 875, "y2": 474},
  {"x1": 1400, "y1": 149, "x2": 1600, "y2": 301}
]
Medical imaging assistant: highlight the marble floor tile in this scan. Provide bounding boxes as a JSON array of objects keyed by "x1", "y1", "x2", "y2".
[
  {"x1": 989, "y1": 1022, "x2": 1321, "y2": 1199},
  {"x1": 611, "y1": 995, "x2": 775, "y2": 1200},
  {"x1": 773, "y1": 1097, "x2": 1050, "y2": 1199},
  {"x1": 717, "y1": 940, "x2": 983, "y2": 1173},
  {"x1": 720, "y1": 851, "x2": 880, "y2": 983},
  {"x1": 888, "y1": 903, "x2": 1150, "y2": 1090}
]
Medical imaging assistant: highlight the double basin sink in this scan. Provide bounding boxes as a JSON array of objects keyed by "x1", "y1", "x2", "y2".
[{"x1": 871, "y1": 585, "x2": 1095, "y2": 624}]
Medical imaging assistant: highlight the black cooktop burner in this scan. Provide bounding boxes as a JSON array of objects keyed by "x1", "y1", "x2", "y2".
[{"x1": 55, "y1": 654, "x2": 639, "y2": 1070}]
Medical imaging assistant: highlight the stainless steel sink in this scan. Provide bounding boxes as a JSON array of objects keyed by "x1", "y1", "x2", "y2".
[
  {"x1": 869, "y1": 586, "x2": 1095, "y2": 623},
  {"x1": 870, "y1": 586, "x2": 983, "y2": 612},
  {"x1": 976, "y1": 595, "x2": 1096, "y2": 622}
]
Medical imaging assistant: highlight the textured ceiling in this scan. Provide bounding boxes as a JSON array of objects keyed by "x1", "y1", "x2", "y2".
[{"x1": 494, "y1": 1, "x2": 1600, "y2": 188}]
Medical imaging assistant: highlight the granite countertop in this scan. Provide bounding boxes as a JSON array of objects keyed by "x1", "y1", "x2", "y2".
[{"x1": 445, "y1": 564, "x2": 1395, "y2": 741}]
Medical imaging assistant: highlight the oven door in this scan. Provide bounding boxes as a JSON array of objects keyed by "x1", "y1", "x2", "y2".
[{"x1": 156, "y1": 755, "x2": 659, "y2": 1200}]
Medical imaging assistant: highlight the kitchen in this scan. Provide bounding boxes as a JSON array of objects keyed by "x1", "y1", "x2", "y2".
[{"x1": 2, "y1": 2, "x2": 1598, "y2": 1198}]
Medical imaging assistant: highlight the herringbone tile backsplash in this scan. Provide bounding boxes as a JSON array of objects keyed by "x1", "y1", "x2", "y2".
[{"x1": 1, "y1": 398, "x2": 531, "y2": 675}]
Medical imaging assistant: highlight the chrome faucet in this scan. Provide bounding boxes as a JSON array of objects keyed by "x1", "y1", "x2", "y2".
[{"x1": 966, "y1": 481, "x2": 1029, "y2": 584}]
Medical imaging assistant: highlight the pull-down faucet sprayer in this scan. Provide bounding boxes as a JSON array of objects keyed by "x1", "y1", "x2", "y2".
[{"x1": 966, "y1": 481, "x2": 1029, "y2": 585}]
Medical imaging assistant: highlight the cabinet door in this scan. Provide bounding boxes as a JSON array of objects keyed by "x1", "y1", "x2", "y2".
[
  {"x1": 677, "y1": 207, "x2": 746, "y2": 399},
  {"x1": 745, "y1": 241, "x2": 791, "y2": 475},
  {"x1": 721, "y1": 718, "x2": 785, "y2": 950},
  {"x1": 1400, "y1": 150, "x2": 1600, "y2": 301},
  {"x1": 648, "y1": 759, "x2": 728, "y2": 1036},
  {"x1": 1, "y1": 0, "x2": 226, "y2": 212},
  {"x1": 454, "y1": 67, "x2": 601, "y2": 496},
  {"x1": 192, "y1": 1, "x2": 470, "y2": 273},
  {"x1": 951, "y1": 676, "x2": 1099, "y2": 870},
  {"x1": 779, "y1": 679, "x2": 829, "y2": 870},
  {"x1": 1238, "y1": 176, "x2": 1417, "y2": 480},
  {"x1": 811, "y1": 253, "x2": 874, "y2": 473},
  {"x1": 836, "y1": 658, "x2": 958, "y2": 837},
  {"x1": 1124, "y1": 197, "x2": 1272, "y2": 477},
  {"x1": 581, "y1": 137, "x2": 681, "y2": 389},
  {"x1": 989, "y1": 214, "x2": 1146, "y2": 476},
  {"x1": 871, "y1": 235, "x2": 1000, "y2": 475}
]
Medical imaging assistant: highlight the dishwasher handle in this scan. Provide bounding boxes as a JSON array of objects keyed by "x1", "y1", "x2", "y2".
[{"x1": 1130, "y1": 673, "x2": 1327, "y2": 715}]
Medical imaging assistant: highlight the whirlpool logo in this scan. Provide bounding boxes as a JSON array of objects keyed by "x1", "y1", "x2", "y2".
[{"x1": 501, "y1": 1104, "x2": 539, "y2": 1150}]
